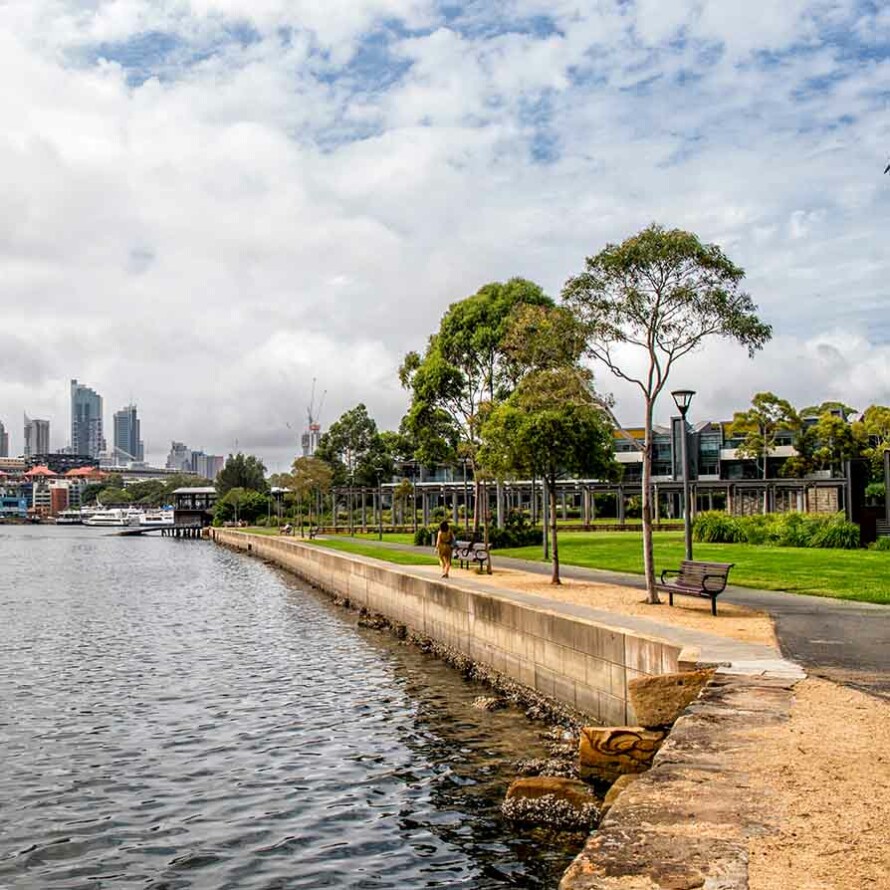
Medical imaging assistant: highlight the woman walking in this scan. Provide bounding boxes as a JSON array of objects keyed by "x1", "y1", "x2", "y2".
[{"x1": 435, "y1": 520, "x2": 455, "y2": 578}]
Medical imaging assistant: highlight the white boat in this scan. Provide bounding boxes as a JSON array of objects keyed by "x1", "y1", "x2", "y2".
[
  {"x1": 139, "y1": 509, "x2": 175, "y2": 528},
  {"x1": 56, "y1": 509, "x2": 85, "y2": 525},
  {"x1": 83, "y1": 508, "x2": 143, "y2": 528}
]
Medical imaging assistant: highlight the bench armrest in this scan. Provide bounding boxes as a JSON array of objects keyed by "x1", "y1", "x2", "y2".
[
  {"x1": 702, "y1": 573, "x2": 730, "y2": 593},
  {"x1": 660, "y1": 568, "x2": 680, "y2": 584}
]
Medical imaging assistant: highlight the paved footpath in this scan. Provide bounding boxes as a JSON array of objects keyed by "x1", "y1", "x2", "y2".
[{"x1": 333, "y1": 537, "x2": 890, "y2": 697}]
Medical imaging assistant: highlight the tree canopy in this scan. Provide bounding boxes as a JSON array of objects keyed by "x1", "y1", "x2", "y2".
[
  {"x1": 216, "y1": 453, "x2": 268, "y2": 496},
  {"x1": 562, "y1": 224, "x2": 772, "y2": 601},
  {"x1": 314, "y1": 404, "x2": 392, "y2": 487}
]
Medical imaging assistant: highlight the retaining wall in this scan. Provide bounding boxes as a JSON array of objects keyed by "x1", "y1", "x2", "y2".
[{"x1": 213, "y1": 530, "x2": 682, "y2": 725}]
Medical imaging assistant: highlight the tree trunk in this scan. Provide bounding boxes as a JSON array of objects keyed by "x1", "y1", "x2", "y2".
[
  {"x1": 642, "y1": 398, "x2": 658, "y2": 603},
  {"x1": 549, "y1": 474, "x2": 560, "y2": 585},
  {"x1": 763, "y1": 436, "x2": 769, "y2": 515}
]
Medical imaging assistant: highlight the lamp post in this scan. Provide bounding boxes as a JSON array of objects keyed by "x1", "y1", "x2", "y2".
[
  {"x1": 376, "y1": 468, "x2": 384, "y2": 541},
  {"x1": 671, "y1": 389, "x2": 695, "y2": 561}
]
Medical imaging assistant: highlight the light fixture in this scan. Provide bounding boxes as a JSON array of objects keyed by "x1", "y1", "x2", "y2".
[{"x1": 671, "y1": 389, "x2": 695, "y2": 415}]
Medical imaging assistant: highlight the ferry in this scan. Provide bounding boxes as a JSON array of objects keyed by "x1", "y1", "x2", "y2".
[
  {"x1": 139, "y1": 508, "x2": 175, "y2": 528},
  {"x1": 83, "y1": 508, "x2": 143, "y2": 528},
  {"x1": 56, "y1": 508, "x2": 85, "y2": 525}
]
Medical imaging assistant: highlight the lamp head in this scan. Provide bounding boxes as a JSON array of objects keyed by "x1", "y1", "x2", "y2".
[{"x1": 671, "y1": 389, "x2": 696, "y2": 415}]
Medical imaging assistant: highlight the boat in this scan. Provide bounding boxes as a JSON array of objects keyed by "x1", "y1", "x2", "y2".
[
  {"x1": 56, "y1": 508, "x2": 87, "y2": 525},
  {"x1": 83, "y1": 508, "x2": 143, "y2": 528},
  {"x1": 139, "y1": 508, "x2": 175, "y2": 528}
]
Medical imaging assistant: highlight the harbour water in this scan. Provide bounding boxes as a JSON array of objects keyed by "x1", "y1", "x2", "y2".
[{"x1": 0, "y1": 525, "x2": 583, "y2": 888}]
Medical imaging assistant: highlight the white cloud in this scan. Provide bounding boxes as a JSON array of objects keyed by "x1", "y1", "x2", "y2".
[{"x1": 0, "y1": 1, "x2": 888, "y2": 466}]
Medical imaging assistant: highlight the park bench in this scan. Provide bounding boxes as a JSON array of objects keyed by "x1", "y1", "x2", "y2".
[
  {"x1": 453, "y1": 539, "x2": 492, "y2": 574},
  {"x1": 655, "y1": 560, "x2": 734, "y2": 616},
  {"x1": 307, "y1": 525, "x2": 319, "y2": 539},
  {"x1": 279, "y1": 525, "x2": 294, "y2": 536}
]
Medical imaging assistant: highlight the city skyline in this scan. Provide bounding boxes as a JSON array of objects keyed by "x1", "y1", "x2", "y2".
[{"x1": 0, "y1": 3, "x2": 888, "y2": 471}]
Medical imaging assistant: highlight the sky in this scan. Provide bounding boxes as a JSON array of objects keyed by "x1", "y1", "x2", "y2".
[{"x1": 1, "y1": 0, "x2": 889, "y2": 471}]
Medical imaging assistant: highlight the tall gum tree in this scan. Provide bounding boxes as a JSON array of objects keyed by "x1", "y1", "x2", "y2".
[
  {"x1": 399, "y1": 278, "x2": 552, "y2": 532},
  {"x1": 562, "y1": 224, "x2": 772, "y2": 603}
]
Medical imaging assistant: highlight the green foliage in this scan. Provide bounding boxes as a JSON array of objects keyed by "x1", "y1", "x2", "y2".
[
  {"x1": 865, "y1": 482, "x2": 886, "y2": 503},
  {"x1": 692, "y1": 511, "x2": 860, "y2": 549},
  {"x1": 869, "y1": 536, "x2": 890, "y2": 551},
  {"x1": 216, "y1": 453, "x2": 268, "y2": 495},
  {"x1": 213, "y1": 487, "x2": 269, "y2": 523},
  {"x1": 486, "y1": 510, "x2": 542, "y2": 548},
  {"x1": 314, "y1": 404, "x2": 392, "y2": 487},
  {"x1": 413, "y1": 526, "x2": 435, "y2": 546},
  {"x1": 729, "y1": 392, "x2": 799, "y2": 477},
  {"x1": 399, "y1": 278, "x2": 553, "y2": 467},
  {"x1": 97, "y1": 486, "x2": 132, "y2": 504}
]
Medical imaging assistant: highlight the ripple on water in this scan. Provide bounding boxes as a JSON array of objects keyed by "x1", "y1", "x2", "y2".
[{"x1": 0, "y1": 526, "x2": 583, "y2": 887}]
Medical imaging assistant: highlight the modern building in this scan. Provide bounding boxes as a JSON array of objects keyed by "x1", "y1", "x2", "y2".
[
  {"x1": 166, "y1": 441, "x2": 193, "y2": 472},
  {"x1": 302, "y1": 423, "x2": 323, "y2": 457},
  {"x1": 70, "y1": 379, "x2": 106, "y2": 458},
  {"x1": 23, "y1": 415, "x2": 50, "y2": 458},
  {"x1": 0, "y1": 420, "x2": 8, "y2": 457},
  {"x1": 192, "y1": 452, "x2": 224, "y2": 480},
  {"x1": 113, "y1": 404, "x2": 144, "y2": 463}
]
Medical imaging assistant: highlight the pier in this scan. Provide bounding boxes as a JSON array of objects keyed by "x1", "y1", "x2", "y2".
[{"x1": 116, "y1": 525, "x2": 204, "y2": 538}]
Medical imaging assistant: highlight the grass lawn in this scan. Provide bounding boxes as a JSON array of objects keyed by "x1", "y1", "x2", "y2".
[
  {"x1": 497, "y1": 532, "x2": 889, "y2": 604},
  {"x1": 240, "y1": 528, "x2": 436, "y2": 566}
]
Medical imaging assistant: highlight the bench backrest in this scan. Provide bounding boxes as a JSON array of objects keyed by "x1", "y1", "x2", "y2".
[{"x1": 677, "y1": 560, "x2": 733, "y2": 589}]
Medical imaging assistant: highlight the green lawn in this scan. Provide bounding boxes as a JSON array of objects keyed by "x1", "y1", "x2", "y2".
[{"x1": 497, "y1": 532, "x2": 889, "y2": 604}]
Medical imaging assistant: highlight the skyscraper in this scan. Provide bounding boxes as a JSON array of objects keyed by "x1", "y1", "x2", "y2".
[
  {"x1": 0, "y1": 420, "x2": 8, "y2": 457},
  {"x1": 23, "y1": 415, "x2": 50, "y2": 458},
  {"x1": 113, "y1": 404, "x2": 144, "y2": 463},
  {"x1": 70, "y1": 379, "x2": 106, "y2": 458}
]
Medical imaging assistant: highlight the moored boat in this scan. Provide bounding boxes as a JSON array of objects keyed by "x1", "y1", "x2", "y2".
[{"x1": 83, "y1": 508, "x2": 143, "y2": 528}]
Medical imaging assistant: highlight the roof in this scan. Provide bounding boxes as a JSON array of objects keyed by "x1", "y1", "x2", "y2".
[
  {"x1": 25, "y1": 465, "x2": 57, "y2": 477},
  {"x1": 66, "y1": 467, "x2": 105, "y2": 477},
  {"x1": 172, "y1": 486, "x2": 217, "y2": 495}
]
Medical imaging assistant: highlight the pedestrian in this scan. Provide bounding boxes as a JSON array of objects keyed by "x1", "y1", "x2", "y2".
[{"x1": 435, "y1": 520, "x2": 455, "y2": 578}]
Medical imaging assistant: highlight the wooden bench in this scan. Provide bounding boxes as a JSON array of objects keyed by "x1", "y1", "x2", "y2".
[
  {"x1": 453, "y1": 539, "x2": 492, "y2": 574},
  {"x1": 279, "y1": 525, "x2": 294, "y2": 536},
  {"x1": 656, "y1": 560, "x2": 734, "y2": 616},
  {"x1": 307, "y1": 525, "x2": 319, "y2": 539}
]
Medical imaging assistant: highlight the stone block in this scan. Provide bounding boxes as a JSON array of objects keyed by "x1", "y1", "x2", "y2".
[
  {"x1": 503, "y1": 776, "x2": 601, "y2": 831},
  {"x1": 627, "y1": 669, "x2": 716, "y2": 728},
  {"x1": 601, "y1": 773, "x2": 640, "y2": 813},
  {"x1": 579, "y1": 726, "x2": 666, "y2": 783}
]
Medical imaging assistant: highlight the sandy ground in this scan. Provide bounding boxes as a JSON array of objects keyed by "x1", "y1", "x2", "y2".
[
  {"x1": 418, "y1": 564, "x2": 777, "y2": 647},
  {"x1": 746, "y1": 678, "x2": 890, "y2": 890}
]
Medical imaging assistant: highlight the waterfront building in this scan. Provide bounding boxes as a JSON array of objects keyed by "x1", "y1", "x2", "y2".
[
  {"x1": 0, "y1": 420, "x2": 8, "y2": 457},
  {"x1": 165, "y1": 441, "x2": 193, "y2": 472},
  {"x1": 70, "y1": 379, "x2": 106, "y2": 458},
  {"x1": 23, "y1": 415, "x2": 50, "y2": 458},
  {"x1": 113, "y1": 404, "x2": 144, "y2": 463}
]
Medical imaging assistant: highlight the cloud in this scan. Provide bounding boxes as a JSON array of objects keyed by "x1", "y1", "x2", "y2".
[{"x1": 0, "y1": 1, "x2": 888, "y2": 467}]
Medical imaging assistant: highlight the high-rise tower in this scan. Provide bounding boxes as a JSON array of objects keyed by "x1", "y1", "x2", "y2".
[
  {"x1": 113, "y1": 404, "x2": 144, "y2": 463},
  {"x1": 0, "y1": 419, "x2": 8, "y2": 457},
  {"x1": 23, "y1": 415, "x2": 50, "y2": 458},
  {"x1": 70, "y1": 379, "x2": 106, "y2": 458}
]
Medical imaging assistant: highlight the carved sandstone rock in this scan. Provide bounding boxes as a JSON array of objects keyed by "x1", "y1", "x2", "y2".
[
  {"x1": 502, "y1": 776, "x2": 601, "y2": 830},
  {"x1": 578, "y1": 727, "x2": 665, "y2": 783},
  {"x1": 627, "y1": 668, "x2": 716, "y2": 728}
]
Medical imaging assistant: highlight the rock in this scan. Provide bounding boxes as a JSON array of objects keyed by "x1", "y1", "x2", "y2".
[
  {"x1": 514, "y1": 758, "x2": 578, "y2": 779},
  {"x1": 628, "y1": 669, "x2": 716, "y2": 728},
  {"x1": 472, "y1": 696, "x2": 506, "y2": 711},
  {"x1": 601, "y1": 774, "x2": 639, "y2": 814},
  {"x1": 503, "y1": 777, "x2": 601, "y2": 830},
  {"x1": 578, "y1": 727, "x2": 665, "y2": 783}
]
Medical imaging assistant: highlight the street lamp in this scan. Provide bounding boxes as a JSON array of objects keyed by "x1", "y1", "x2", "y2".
[
  {"x1": 376, "y1": 467, "x2": 384, "y2": 541},
  {"x1": 671, "y1": 389, "x2": 695, "y2": 561}
]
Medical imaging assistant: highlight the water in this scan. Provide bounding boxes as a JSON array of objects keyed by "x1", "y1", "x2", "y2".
[{"x1": 0, "y1": 525, "x2": 583, "y2": 888}]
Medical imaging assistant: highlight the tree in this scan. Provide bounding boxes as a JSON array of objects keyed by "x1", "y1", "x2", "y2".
[
  {"x1": 400, "y1": 278, "x2": 553, "y2": 530},
  {"x1": 562, "y1": 224, "x2": 771, "y2": 603},
  {"x1": 856, "y1": 405, "x2": 890, "y2": 480},
  {"x1": 314, "y1": 404, "x2": 392, "y2": 487},
  {"x1": 481, "y1": 367, "x2": 615, "y2": 584},
  {"x1": 214, "y1": 487, "x2": 268, "y2": 524},
  {"x1": 730, "y1": 392, "x2": 800, "y2": 502},
  {"x1": 216, "y1": 453, "x2": 268, "y2": 496},
  {"x1": 288, "y1": 456, "x2": 333, "y2": 529}
]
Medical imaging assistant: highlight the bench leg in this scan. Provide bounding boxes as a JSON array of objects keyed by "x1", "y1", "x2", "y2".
[
  {"x1": 711, "y1": 595, "x2": 717, "y2": 617},
  {"x1": 668, "y1": 589, "x2": 674, "y2": 608}
]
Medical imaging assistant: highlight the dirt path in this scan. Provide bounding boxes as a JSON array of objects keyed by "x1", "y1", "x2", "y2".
[{"x1": 746, "y1": 678, "x2": 890, "y2": 889}]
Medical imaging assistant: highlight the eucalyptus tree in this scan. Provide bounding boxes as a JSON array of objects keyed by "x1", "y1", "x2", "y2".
[
  {"x1": 399, "y1": 278, "x2": 552, "y2": 531},
  {"x1": 481, "y1": 367, "x2": 615, "y2": 584},
  {"x1": 563, "y1": 224, "x2": 771, "y2": 603}
]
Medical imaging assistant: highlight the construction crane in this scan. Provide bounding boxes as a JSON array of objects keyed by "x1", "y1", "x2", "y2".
[{"x1": 302, "y1": 378, "x2": 327, "y2": 457}]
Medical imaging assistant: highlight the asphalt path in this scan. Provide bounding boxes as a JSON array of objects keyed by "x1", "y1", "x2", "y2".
[{"x1": 334, "y1": 536, "x2": 890, "y2": 698}]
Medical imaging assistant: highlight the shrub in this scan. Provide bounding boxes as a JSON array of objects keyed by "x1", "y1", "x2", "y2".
[
  {"x1": 413, "y1": 526, "x2": 435, "y2": 547},
  {"x1": 694, "y1": 510, "x2": 860, "y2": 549},
  {"x1": 487, "y1": 525, "x2": 542, "y2": 549},
  {"x1": 693, "y1": 511, "x2": 743, "y2": 543},
  {"x1": 870, "y1": 536, "x2": 890, "y2": 551}
]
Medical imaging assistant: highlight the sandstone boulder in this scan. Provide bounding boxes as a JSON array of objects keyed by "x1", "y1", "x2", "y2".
[
  {"x1": 601, "y1": 773, "x2": 640, "y2": 814},
  {"x1": 578, "y1": 727, "x2": 665, "y2": 783},
  {"x1": 502, "y1": 776, "x2": 601, "y2": 830},
  {"x1": 628, "y1": 668, "x2": 715, "y2": 728}
]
